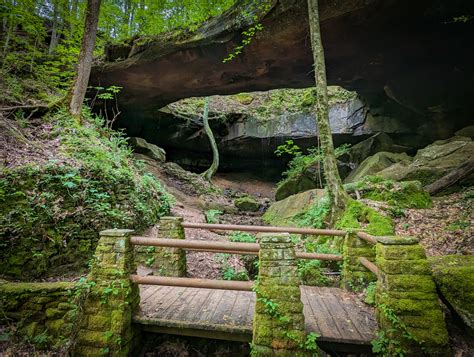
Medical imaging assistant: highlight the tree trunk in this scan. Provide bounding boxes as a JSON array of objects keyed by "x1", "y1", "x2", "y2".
[
  {"x1": 48, "y1": 2, "x2": 59, "y2": 55},
  {"x1": 307, "y1": 0, "x2": 349, "y2": 216},
  {"x1": 424, "y1": 161, "x2": 474, "y2": 195},
  {"x1": 201, "y1": 97, "x2": 219, "y2": 181},
  {"x1": 68, "y1": 0, "x2": 101, "y2": 120}
]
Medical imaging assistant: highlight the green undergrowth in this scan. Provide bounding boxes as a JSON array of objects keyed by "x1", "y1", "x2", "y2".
[
  {"x1": 0, "y1": 108, "x2": 171, "y2": 279},
  {"x1": 276, "y1": 144, "x2": 351, "y2": 193}
]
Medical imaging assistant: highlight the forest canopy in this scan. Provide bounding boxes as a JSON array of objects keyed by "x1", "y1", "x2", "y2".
[{"x1": 0, "y1": 0, "x2": 237, "y2": 93}]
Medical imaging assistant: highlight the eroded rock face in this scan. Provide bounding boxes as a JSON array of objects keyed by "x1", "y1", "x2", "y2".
[{"x1": 93, "y1": 0, "x2": 474, "y2": 152}]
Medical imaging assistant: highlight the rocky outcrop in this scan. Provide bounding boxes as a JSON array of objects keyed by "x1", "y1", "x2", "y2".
[
  {"x1": 430, "y1": 255, "x2": 474, "y2": 330},
  {"x1": 93, "y1": 0, "x2": 474, "y2": 153},
  {"x1": 263, "y1": 189, "x2": 326, "y2": 227},
  {"x1": 129, "y1": 137, "x2": 166, "y2": 162},
  {"x1": 345, "y1": 152, "x2": 412, "y2": 183},
  {"x1": 117, "y1": 87, "x2": 411, "y2": 174},
  {"x1": 378, "y1": 136, "x2": 474, "y2": 186},
  {"x1": 344, "y1": 136, "x2": 474, "y2": 188}
]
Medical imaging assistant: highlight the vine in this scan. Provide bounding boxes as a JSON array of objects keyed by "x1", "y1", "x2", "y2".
[{"x1": 223, "y1": 0, "x2": 273, "y2": 63}]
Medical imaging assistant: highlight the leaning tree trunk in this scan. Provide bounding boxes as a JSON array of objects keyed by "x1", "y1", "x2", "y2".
[
  {"x1": 307, "y1": 0, "x2": 349, "y2": 216},
  {"x1": 201, "y1": 97, "x2": 219, "y2": 181},
  {"x1": 68, "y1": 0, "x2": 101, "y2": 120}
]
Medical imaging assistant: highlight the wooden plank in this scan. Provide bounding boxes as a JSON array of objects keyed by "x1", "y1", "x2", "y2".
[
  {"x1": 210, "y1": 290, "x2": 240, "y2": 325},
  {"x1": 198, "y1": 289, "x2": 226, "y2": 324},
  {"x1": 300, "y1": 286, "x2": 322, "y2": 334},
  {"x1": 331, "y1": 289, "x2": 377, "y2": 341},
  {"x1": 180, "y1": 288, "x2": 213, "y2": 321},
  {"x1": 229, "y1": 290, "x2": 254, "y2": 327},
  {"x1": 245, "y1": 293, "x2": 256, "y2": 326},
  {"x1": 317, "y1": 288, "x2": 364, "y2": 343},
  {"x1": 142, "y1": 286, "x2": 188, "y2": 318},
  {"x1": 160, "y1": 287, "x2": 196, "y2": 320},
  {"x1": 302, "y1": 286, "x2": 343, "y2": 342}
]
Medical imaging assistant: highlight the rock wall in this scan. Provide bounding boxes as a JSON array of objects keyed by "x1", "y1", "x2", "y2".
[{"x1": 0, "y1": 281, "x2": 78, "y2": 348}]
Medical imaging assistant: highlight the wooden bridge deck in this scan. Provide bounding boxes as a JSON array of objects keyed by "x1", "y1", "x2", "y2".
[{"x1": 133, "y1": 285, "x2": 377, "y2": 351}]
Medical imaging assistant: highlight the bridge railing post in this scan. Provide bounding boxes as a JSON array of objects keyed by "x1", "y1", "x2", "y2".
[
  {"x1": 74, "y1": 229, "x2": 140, "y2": 356},
  {"x1": 135, "y1": 216, "x2": 186, "y2": 277},
  {"x1": 375, "y1": 236, "x2": 450, "y2": 355},
  {"x1": 252, "y1": 233, "x2": 313, "y2": 356},
  {"x1": 341, "y1": 231, "x2": 376, "y2": 291}
]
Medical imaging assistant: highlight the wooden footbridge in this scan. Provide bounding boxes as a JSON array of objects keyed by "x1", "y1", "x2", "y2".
[
  {"x1": 74, "y1": 218, "x2": 448, "y2": 356},
  {"x1": 130, "y1": 221, "x2": 380, "y2": 353},
  {"x1": 134, "y1": 285, "x2": 377, "y2": 352}
]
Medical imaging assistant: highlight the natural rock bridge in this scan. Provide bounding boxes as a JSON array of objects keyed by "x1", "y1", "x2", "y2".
[{"x1": 73, "y1": 218, "x2": 450, "y2": 356}]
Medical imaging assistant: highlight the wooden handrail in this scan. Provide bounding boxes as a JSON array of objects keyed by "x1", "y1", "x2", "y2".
[
  {"x1": 181, "y1": 222, "x2": 347, "y2": 236},
  {"x1": 296, "y1": 252, "x2": 343, "y2": 261},
  {"x1": 359, "y1": 257, "x2": 379, "y2": 276},
  {"x1": 357, "y1": 231, "x2": 377, "y2": 245},
  {"x1": 131, "y1": 237, "x2": 260, "y2": 252},
  {"x1": 131, "y1": 237, "x2": 343, "y2": 261},
  {"x1": 130, "y1": 275, "x2": 254, "y2": 291}
]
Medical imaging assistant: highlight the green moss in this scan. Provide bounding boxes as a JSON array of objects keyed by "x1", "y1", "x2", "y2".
[
  {"x1": 429, "y1": 255, "x2": 474, "y2": 329},
  {"x1": 234, "y1": 195, "x2": 259, "y2": 212},
  {"x1": 336, "y1": 199, "x2": 394, "y2": 235},
  {"x1": 232, "y1": 92, "x2": 254, "y2": 105}
]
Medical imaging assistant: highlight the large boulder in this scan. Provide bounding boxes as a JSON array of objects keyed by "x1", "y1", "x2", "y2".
[
  {"x1": 345, "y1": 132, "x2": 411, "y2": 166},
  {"x1": 344, "y1": 152, "x2": 412, "y2": 183},
  {"x1": 129, "y1": 137, "x2": 166, "y2": 162},
  {"x1": 378, "y1": 136, "x2": 474, "y2": 186},
  {"x1": 429, "y1": 255, "x2": 474, "y2": 330},
  {"x1": 263, "y1": 189, "x2": 326, "y2": 227}
]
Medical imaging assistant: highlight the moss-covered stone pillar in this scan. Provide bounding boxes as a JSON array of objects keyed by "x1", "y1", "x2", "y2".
[
  {"x1": 152, "y1": 216, "x2": 186, "y2": 276},
  {"x1": 252, "y1": 233, "x2": 312, "y2": 356},
  {"x1": 375, "y1": 236, "x2": 450, "y2": 356},
  {"x1": 341, "y1": 232, "x2": 376, "y2": 291},
  {"x1": 74, "y1": 229, "x2": 140, "y2": 356}
]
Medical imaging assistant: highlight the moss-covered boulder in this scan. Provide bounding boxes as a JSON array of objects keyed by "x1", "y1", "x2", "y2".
[
  {"x1": 429, "y1": 255, "x2": 474, "y2": 330},
  {"x1": 345, "y1": 176, "x2": 431, "y2": 209},
  {"x1": 345, "y1": 151, "x2": 412, "y2": 183},
  {"x1": 129, "y1": 136, "x2": 166, "y2": 162},
  {"x1": 263, "y1": 189, "x2": 326, "y2": 227},
  {"x1": 336, "y1": 199, "x2": 394, "y2": 236},
  {"x1": 379, "y1": 136, "x2": 474, "y2": 186},
  {"x1": 234, "y1": 195, "x2": 259, "y2": 212}
]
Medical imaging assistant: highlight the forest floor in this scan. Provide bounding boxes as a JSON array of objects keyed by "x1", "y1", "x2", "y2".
[{"x1": 395, "y1": 191, "x2": 473, "y2": 256}]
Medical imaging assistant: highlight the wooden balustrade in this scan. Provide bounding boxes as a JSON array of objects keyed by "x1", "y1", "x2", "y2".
[
  {"x1": 130, "y1": 275, "x2": 253, "y2": 291},
  {"x1": 181, "y1": 222, "x2": 347, "y2": 236},
  {"x1": 356, "y1": 231, "x2": 377, "y2": 245},
  {"x1": 359, "y1": 257, "x2": 379, "y2": 276},
  {"x1": 131, "y1": 237, "x2": 343, "y2": 261}
]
